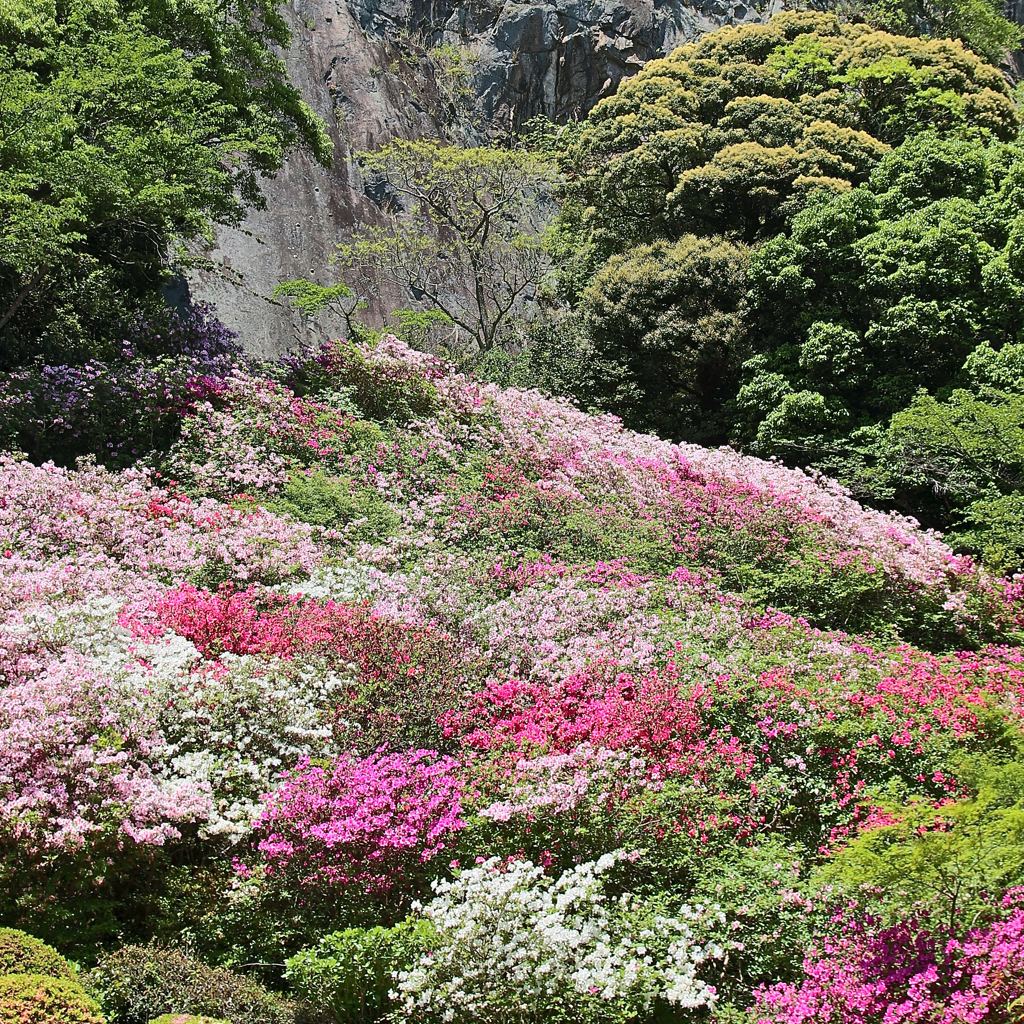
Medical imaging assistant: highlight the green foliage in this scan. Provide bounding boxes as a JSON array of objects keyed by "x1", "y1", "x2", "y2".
[
  {"x1": 285, "y1": 921, "x2": 430, "y2": 1024},
  {"x1": 270, "y1": 470, "x2": 399, "y2": 542},
  {"x1": 0, "y1": 0, "x2": 330, "y2": 366},
  {"x1": 686, "y1": 839, "x2": 814, "y2": 997},
  {"x1": 274, "y1": 280, "x2": 367, "y2": 341},
  {"x1": 738, "y1": 133, "x2": 1024, "y2": 489},
  {"x1": 336, "y1": 141, "x2": 557, "y2": 352},
  {"x1": 0, "y1": 815, "x2": 200, "y2": 962},
  {"x1": 580, "y1": 235, "x2": 750, "y2": 441},
  {"x1": 883, "y1": 378, "x2": 1024, "y2": 571},
  {"x1": 719, "y1": 132, "x2": 1024, "y2": 566},
  {"x1": 427, "y1": 43, "x2": 476, "y2": 107},
  {"x1": 0, "y1": 928, "x2": 74, "y2": 981},
  {"x1": 820, "y1": 756, "x2": 1024, "y2": 934},
  {"x1": 149, "y1": 1016, "x2": 232, "y2": 1024},
  {"x1": 852, "y1": 0, "x2": 1022, "y2": 66},
  {"x1": 0, "y1": 974, "x2": 104, "y2": 1024},
  {"x1": 462, "y1": 309, "x2": 601, "y2": 410},
  {"x1": 387, "y1": 309, "x2": 454, "y2": 351},
  {"x1": 144, "y1": 862, "x2": 316, "y2": 981},
  {"x1": 87, "y1": 943, "x2": 298, "y2": 1024},
  {"x1": 561, "y1": 12, "x2": 1016, "y2": 261}
]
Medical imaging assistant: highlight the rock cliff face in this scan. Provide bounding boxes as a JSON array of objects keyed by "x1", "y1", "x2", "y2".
[{"x1": 188, "y1": 0, "x2": 771, "y2": 355}]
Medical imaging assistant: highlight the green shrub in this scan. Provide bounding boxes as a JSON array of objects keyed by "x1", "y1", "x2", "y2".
[
  {"x1": 0, "y1": 973, "x2": 104, "y2": 1024},
  {"x1": 87, "y1": 944, "x2": 297, "y2": 1024},
  {"x1": 0, "y1": 927, "x2": 74, "y2": 980},
  {"x1": 282, "y1": 341, "x2": 439, "y2": 424},
  {"x1": 285, "y1": 922, "x2": 429, "y2": 1024},
  {"x1": 270, "y1": 470, "x2": 399, "y2": 541}
]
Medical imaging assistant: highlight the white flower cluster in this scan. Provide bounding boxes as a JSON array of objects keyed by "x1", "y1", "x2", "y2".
[
  {"x1": 8, "y1": 606, "x2": 353, "y2": 838},
  {"x1": 396, "y1": 852, "x2": 724, "y2": 1024},
  {"x1": 139, "y1": 648, "x2": 353, "y2": 836}
]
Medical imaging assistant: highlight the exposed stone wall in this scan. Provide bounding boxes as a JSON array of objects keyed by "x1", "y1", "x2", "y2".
[{"x1": 187, "y1": 0, "x2": 771, "y2": 355}]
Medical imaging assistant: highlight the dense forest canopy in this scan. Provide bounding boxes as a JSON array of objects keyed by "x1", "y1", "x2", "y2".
[{"x1": 561, "y1": 13, "x2": 1018, "y2": 263}]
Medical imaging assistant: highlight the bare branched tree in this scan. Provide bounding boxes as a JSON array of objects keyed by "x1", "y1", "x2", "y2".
[{"x1": 338, "y1": 140, "x2": 558, "y2": 352}]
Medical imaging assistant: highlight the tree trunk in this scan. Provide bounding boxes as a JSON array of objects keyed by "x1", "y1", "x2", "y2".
[{"x1": 0, "y1": 274, "x2": 38, "y2": 335}]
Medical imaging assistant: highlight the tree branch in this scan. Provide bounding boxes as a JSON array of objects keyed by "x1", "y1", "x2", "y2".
[{"x1": 0, "y1": 272, "x2": 38, "y2": 335}]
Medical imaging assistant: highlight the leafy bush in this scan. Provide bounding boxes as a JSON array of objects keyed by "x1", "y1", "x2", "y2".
[
  {"x1": 0, "y1": 928, "x2": 74, "y2": 980},
  {"x1": 86, "y1": 944, "x2": 297, "y2": 1024},
  {"x1": 0, "y1": 304, "x2": 241, "y2": 468},
  {"x1": 819, "y1": 758, "x2": 1024, "y2": 932},
  {"x1": 270, "y1": 470, "x2": 399, "y2": 541},
  {"x1": 281, "y1": 338, "x2": 442, "y2": 423},
  {"x1": 0, "y1": 974, "x2": 104, "y2": 1024},
  {"x1": 286, "y1": 923, "x2": 429, "y2": 1024}
]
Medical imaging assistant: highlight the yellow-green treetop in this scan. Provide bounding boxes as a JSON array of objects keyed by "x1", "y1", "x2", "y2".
[{"x1": 565, "y1": 12, "x2": 1019, "y2": 247}]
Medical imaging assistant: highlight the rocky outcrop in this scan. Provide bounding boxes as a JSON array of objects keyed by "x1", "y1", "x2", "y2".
[{"x1": 188, "y1": 0, "x2": 772, "y2": 355}]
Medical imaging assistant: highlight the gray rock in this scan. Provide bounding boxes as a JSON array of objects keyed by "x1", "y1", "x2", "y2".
[{"x1": 188, "y1": 0, "x2": 770, "y2": 355}]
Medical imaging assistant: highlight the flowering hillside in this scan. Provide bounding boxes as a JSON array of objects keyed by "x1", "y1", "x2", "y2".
[{"x1": 3, "y1": 338, "x2": 1024, "y2": 1023}]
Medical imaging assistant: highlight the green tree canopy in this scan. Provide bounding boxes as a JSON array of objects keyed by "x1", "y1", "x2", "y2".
[
  {"x1": 880, "y1": 342, "x2": 1024, "y2": 572},
  {"x1": 579, "y1": 235, "x2": 750, "y2": 441},
  {"x1": 739, "y1": 133, "x2": 1024, "y2": 456},
  {"x1": 0, "y1": 0, "x2": 331, "y2": 367},
  {"x1": 560, "y1": 12, "x2": 1017, "y2": 263},
  {"x1": 854, "y1": 0, "x2": 1023, "y2": 67}
]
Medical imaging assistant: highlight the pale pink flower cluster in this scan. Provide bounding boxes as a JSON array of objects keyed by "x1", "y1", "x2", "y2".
[
  {"x1": 0, "y1": 455, "x2": 326, "y2": 853},
  {"x1": 0, "y1": 652, "x2": 210, "y2": 852}
]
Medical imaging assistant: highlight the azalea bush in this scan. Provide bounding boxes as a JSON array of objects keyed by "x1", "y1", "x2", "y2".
[
  {"x1": 0, "y1": 304, "x2": 241, "y2": 467},
  {"x1": 0, "y1": 974, "x2": 104, "y2": 1024},
  {"x1": 395, "y1": 853, "x2": 726, "y2": 1024},
  {"x1": 249, "y1": 749, "x2": 465, "y2": 923},
  {"x1": 4, "y1": 337, "x2": 1024, "y2": 1019},
  {"x1": 753, "y1": 891, "x2": 1024, "y2": 1023}
]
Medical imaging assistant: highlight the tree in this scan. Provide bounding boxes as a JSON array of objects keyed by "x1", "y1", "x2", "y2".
[
  {"x1": 273, "y1": 280, "x2": 367, "y2": 341},
  {"x1": 821, "y1": 757, "x2": 1024, "y2": 934},
  {"x1": 336, "y1": 141, "x2": 557, "y2": 353},
  {"x1": 579, "y1": 236, "x2": 750, "y2": 441},
  {"x1": 880, "y1": 339, "x2": 1024, "y2": 572},
  {"x1": 852, "y1": 0, "x2": 1023, "y2": 67},
  {"x1": 0, "y1": 0, "x2": 331, "y2": 367},
  {"x1": 719, "y1": 133, "x2": 1024, "y2": 565},
  {"x1": 559, "y1": 13, "x2": 1018, "y2": 261}
]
